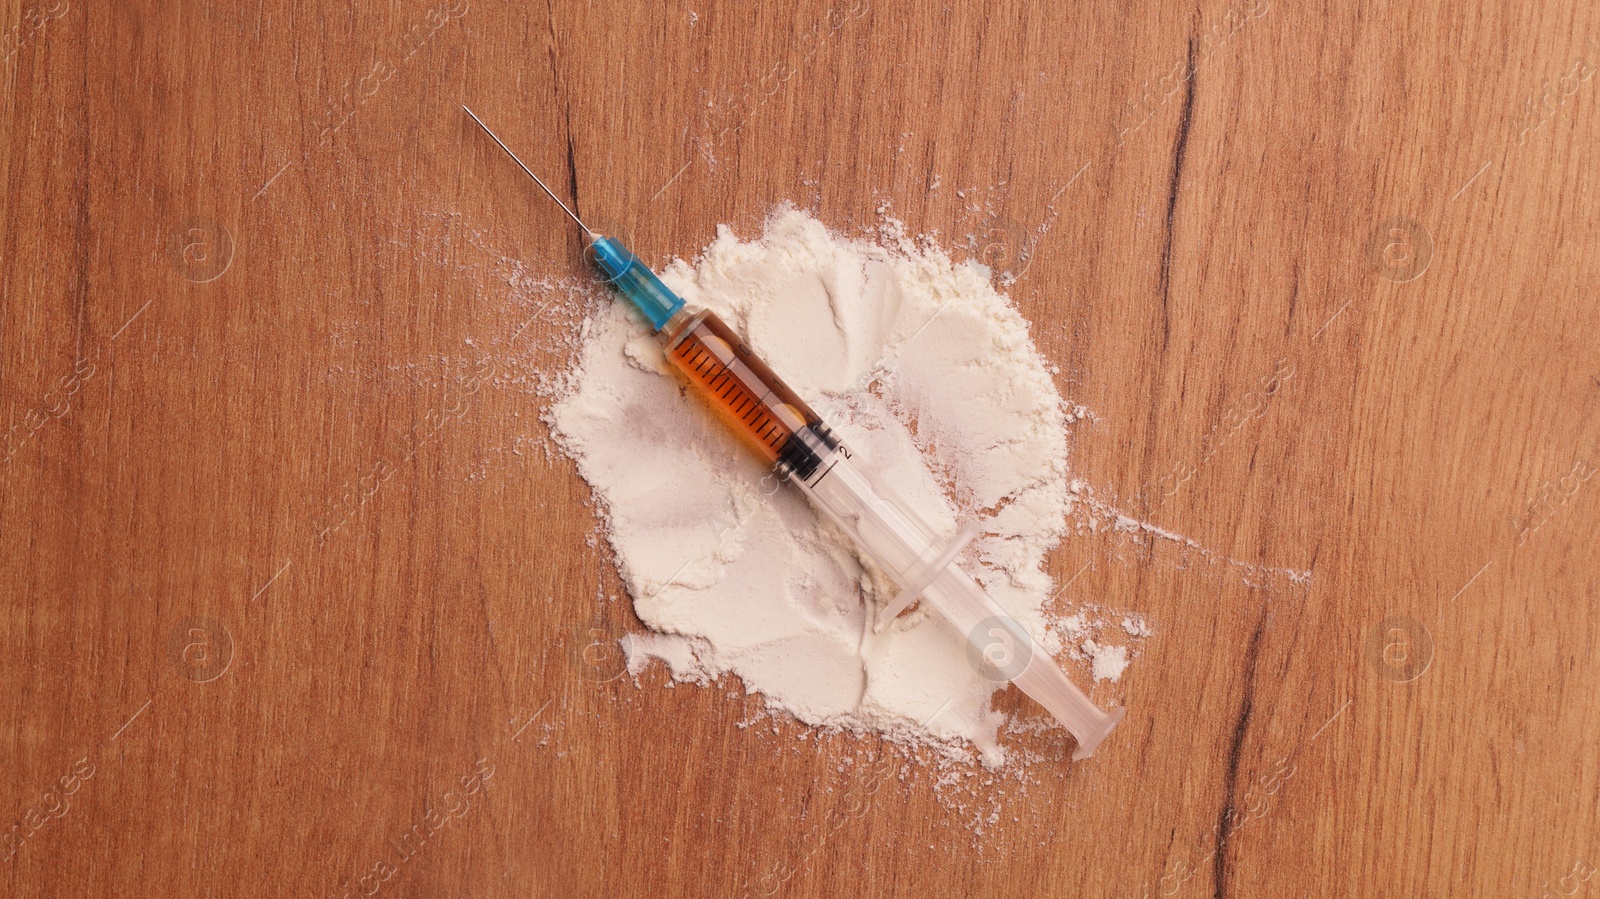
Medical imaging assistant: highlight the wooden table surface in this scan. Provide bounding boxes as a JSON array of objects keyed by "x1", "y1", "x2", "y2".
[{"x1": 4, "y1": 0, "x2": 1599, "y2": 895}]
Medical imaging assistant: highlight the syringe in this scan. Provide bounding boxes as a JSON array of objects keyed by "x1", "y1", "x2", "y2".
[{"x1": 465, "y1": 107, "x2": 1124, "y2": 759}]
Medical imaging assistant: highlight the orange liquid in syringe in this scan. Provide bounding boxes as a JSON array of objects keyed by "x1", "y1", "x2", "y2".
[{"x1": 663, "y1": 310, "x2": 824, "y2": 465}]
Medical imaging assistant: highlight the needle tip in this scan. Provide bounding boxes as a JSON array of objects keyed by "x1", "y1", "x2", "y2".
[{"x1": 462, "y1": 106, "x2": 596, "y2": 236}]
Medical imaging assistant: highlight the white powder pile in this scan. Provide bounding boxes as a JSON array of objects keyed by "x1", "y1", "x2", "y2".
[{"x1": 549, "y1": 207, "x2": 1136, "y2": 766}]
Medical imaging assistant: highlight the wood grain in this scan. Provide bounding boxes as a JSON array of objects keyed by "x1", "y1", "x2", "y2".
[{"x1": 3, "y1": 0, "x2": 1598, "y2": 895}]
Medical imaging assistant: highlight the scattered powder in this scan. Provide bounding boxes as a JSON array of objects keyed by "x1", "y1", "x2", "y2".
[
  {"x1": 549, "y1": 207, "x2": 1141, "y2": 767},
  {"x1": 1082, "y1": 641, "x2": 1130, "y2": 683},
  {"x1": 1067, "y1": 479, "x2": 1313, "y2": 591},
  {"x1": 621, "y1": 632, "x2": 713, "y2": 685},
  {"x1": 1122, "y1": 615, "x2": 1154, "y2": 638}
]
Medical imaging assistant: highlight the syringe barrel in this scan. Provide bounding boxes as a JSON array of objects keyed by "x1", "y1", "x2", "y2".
[
  {"x1": 660, "y1": 307, "x2": 840, "y2": 475},
  {"x1": 657, "y1": 304, "x2": 1122, "y2": 758}
]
